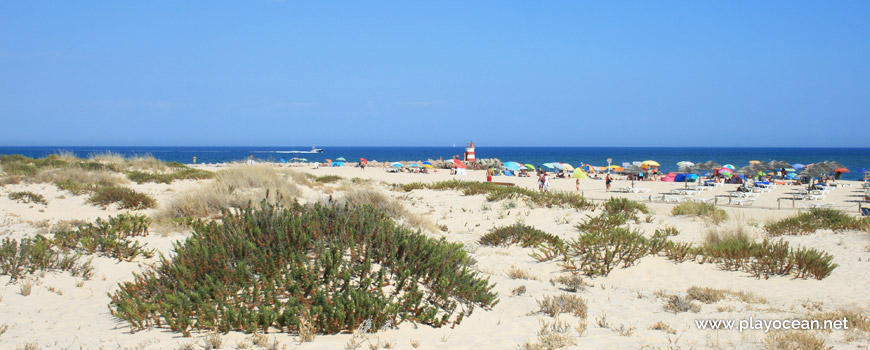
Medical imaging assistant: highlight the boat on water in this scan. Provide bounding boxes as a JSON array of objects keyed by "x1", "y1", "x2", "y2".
[{"x1": 275, "y1": 146, "x2": 324, "y2": 154}]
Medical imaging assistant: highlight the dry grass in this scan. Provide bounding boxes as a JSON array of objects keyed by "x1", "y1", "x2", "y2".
[
  {"x1": 762, "y1": 331, "x2": 829, "y2": 350},
  {"x1": 649, "y1": 321, "x2": 676, "y2": 334},
  {"x1": 87, "y1": 151, "x2": 126, "y2": 165},
  {"x1": 512, "y1": 285, "x2": 527, "y2": 296},
  {"x1": 506, "y1": 266, "x2": 537, "y2": 280},
  {"x1": 521, "y1": 318, "x2": 577, "y2": 350},
  {"x1": 34, "y1": 167, "x2": 127, "y2": 188},
  {"x1": 538, "y1": 294, "x2": 588, "y2": 318},
  {"x1": 159, "y1": 166, "x2": 300, "y2": 219},
  {"x1": 552, "y1": 274, "x2": 588, "y2": 292},
  {"x1": 686, "y1": 286, "x2": 726, "y2": 304},
  {"x1": 812, "y1": 309, "x2": 870, "y2": 332},
  {"x1": 340, "y1": 188, "x2": 438, "y2": 232},
  {"x1": 664, "y1": 295, "x2": 700, "y2": 313}
]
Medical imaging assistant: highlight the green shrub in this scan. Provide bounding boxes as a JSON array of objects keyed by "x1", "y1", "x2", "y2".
[
  {"x1": 479, "y1": 224, "x2": 562, "y2": 248},
  {"x1": 559, "y1": 227, "x2": 649, "y2": 276},
  {"x1": 87, "y1": 186, "x2": 156, "y2": 210},
  {"x1": 671, "y1": 202, "x2": 728, "y2": 224},
  {"x1": 313, "y1": 175, "x2": 342, "y2": 183},
  {"x1": 400, "y1": 180, "x2": 595, "y2": 210},
  {"x1": 603, "y1": 197, "x2": 649, "y2": 216},
  {"x1": 765, "y1": 208, "x2": 866, "y2": 236},
  {"x1": 127, "y1": 168, "x2": 214, "y2": 184},
  {"x1": 109, "y1": 202, "x2": 497, "y2": 336},
  {"x1": 55, "y1": 179, "x2": 98, "y2": 195},
  {"x1": 8, "y1": 191, "x2": 47, "y2": 205},
  {"x1": 0, "y1": 237, "x2": 94, "y2": 281},
  {"x1": 51, "y1": 214, "x2": 153, "y2": 261}
]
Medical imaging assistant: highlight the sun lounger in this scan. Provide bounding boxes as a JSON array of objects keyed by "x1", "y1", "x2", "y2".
[
  {"x1": 802, "y1": 202, "x2": 834, "y2": 209},
  {"x1": 690, "y1": 197, "x2": 715, "y2": 204},
  {"x1": 663, "y1": 195, "x2": 685, "y2": 203},
  {"x1": 732, "y1": 198, "x2": 756, "y2": 206}
]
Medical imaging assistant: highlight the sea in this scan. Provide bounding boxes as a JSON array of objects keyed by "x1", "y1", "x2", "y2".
[{"x1": 1, "y1": 146, "x2": 868, "y2": 181}]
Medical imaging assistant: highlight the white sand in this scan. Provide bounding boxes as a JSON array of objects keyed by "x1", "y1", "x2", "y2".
[{"x1": 1, "y1": 163, "x2": 868, "y2": 349}]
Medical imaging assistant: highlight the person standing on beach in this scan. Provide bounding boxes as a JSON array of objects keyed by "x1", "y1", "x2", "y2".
[
  {"x1": 542, "y1": 172, "x2": 550, "y2": 192},
  {"x1": 193, "y1": 156, "x2": 197, "y2": 164},
  {"x1": 486, "y1": 167, "x2": 493, "y2": 182},
  {"x1": 576, "y1": 178, "x2": 580, "y2": 193},
  {"x1": 605, "y1": 173, "x2": 613, "y2": 192}
]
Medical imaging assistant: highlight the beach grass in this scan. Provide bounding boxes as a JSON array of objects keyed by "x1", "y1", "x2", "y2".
[
  {"x1": 765, "y1": 208, "x2": 870, "y2": 236},
  {"x1": 400, "y1": 180, "x2": 595, "y2": 210},
  {"x1": 671, "y1": 202, "x2": 728, "y2": 224},
  {"x1": 479, "y1": 223, "x2": 562, "y2": 248}
]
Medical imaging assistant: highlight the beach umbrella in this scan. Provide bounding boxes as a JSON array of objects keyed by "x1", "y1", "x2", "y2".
[
  {"x1": 524, "y1": 164, "x2": 535, "y2": 170},
  {"x1": 423, "y1": 164, "x2": 433, "y2": 169},
  {"x1": 834, "y1": 168, "x2": 850, "y2": 173},
  {"x1": 280, "y1": 158, "x2": 287, "y2": 164},
  {"x1": 676, "y1": 165, "x2": 698, "y2": 187},
  {"x1": 572, "y1": 169, "x2": 588, "y2": 179},
  {"x1": 580, "y1": 164, "x2": 597, "y2": 172},
  {"x1": 792, "y1": 163, "x2": 805, "y2": 170},
  {"x1": 697, "y1": 161, "x2": 721, "y2": 171},
  {"x1": 299, "y1": 158, "x2": 308, "y2": 162},
  {"x1": 553, "y1": 163, "x2": 566, "y2": 170},
  {"x1": 749, "y1": 160, "x2": 761, "y2": 164},
  {"x1": 608, "y1": 165, "x2": 625, "y2": 172},
  {"x1": 624, "y1": 165, "x2": 644, "y2": 188},
  {"x1": 336, "y1": 157, "x2": 346, "y2": 162},
  {"x1": 560, "y1": 163, "x2": 575, "y2": 171},
  {"x1": 360, "y1": 158, "x2": 368, "y2": 164},
  {"x1": 332, "y1": 162, "x2": 344, "y2": 167},
  {"x1": 542, "y1": 163, "x2": 556, "y2": 171},
  {"x1": 391, "y1": 162, "x2": 403, "y2": 168},
  {"x1": 452, "y1": 158, "x2": 466, "y2": 169},
  {"x1": 504, "y1": 161, "x2": 522, "y2": 171},
  {"x1": 722, "y1": 164, "x2": 736, "y2": 170},
  {"x1": 677, "y1": 161, "x2": 695, "y2": 167},
  {"x1": 641, "y1": 160, "x2": 660, "y2": 168},
  {"x1": 423, "y1": 161, "x2": 432, "y2": 165},
  {"x1": 409, "y1": 163, "x2": 419, "y2": 167}
]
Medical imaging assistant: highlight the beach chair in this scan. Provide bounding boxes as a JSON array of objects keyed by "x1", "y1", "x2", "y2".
[{"x1": 860, "y1": 206, "x2": 869, "y2": 217}]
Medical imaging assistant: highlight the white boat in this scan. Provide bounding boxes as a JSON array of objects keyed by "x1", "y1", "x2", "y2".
[{"x1": 311, "y1": 146, "x2": 323, "y2": 153}]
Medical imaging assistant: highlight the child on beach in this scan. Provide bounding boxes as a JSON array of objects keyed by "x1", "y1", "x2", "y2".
[{"x1": 576, "y1": 178, "x2": 580, "y2": 193}]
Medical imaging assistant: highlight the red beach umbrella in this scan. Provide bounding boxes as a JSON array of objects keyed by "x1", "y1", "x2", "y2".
[
  {"x1": 834, "y1": 168, "x2": 849, "y2": 173},
  {"x1": 360, "y1": 158, "x2": 368, "y2": 164},
  {"x1": 452, "y1": 158, "x2": 467, "y2": 169}
]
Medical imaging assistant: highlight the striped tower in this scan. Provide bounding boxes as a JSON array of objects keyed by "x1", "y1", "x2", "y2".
[{"x1": 465, "y1": 141, "x2": 476, "y2": 162}]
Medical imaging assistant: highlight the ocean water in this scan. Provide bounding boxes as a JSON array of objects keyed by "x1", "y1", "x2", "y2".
[{"x1": 1, "y1": 146, "x2": 868, "y2": 180}]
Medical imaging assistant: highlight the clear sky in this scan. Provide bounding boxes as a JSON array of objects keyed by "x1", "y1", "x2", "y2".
[{"x1": 1, "y1": 1, "x2": 868, "y2": 147}]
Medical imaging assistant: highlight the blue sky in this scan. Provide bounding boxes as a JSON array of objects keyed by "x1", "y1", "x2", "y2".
[{"x1": 1, "y1": 1, "x2": 868, "y2": 147}]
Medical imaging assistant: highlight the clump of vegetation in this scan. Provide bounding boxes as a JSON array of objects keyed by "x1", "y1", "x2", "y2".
[
  {"x1": 87, "y1": 185, "x2": 156, "y2": 210},
  {"x1": 521, "y1": 318, "x2": 577, "y2": 350},
  {"x1": 602, "y1": 197, "x2": 649, "y2": 217},
  {"x1": 479, "y1": 223, "x2": 562, "y2": 248},
  {"x1": 109, "y1": 202, "x2": 497, "y2": 336},
  {"x1": 537, "y1": 294, "x2": 587, "y2": 318},
  {"x1": 127, "y1": 168, "x2": 213, "y2": 184},
  {"x1": 51, "y1": 214, "x2": 153, "y2": 261},
  {"x1": 8, "y1": 191, "x2": 47, "y2": 205},
  {"x1": 671, "y1": 202, "x2": 728, "y2": 224},
  {"x1": 763, "y1": 331, "x2": 829, "y2": 350},
  {"x1": 160, "y1": 166, "x2": 299, "y2": 219},
  {"x1": 552, "y1": 274, "x2": 588, "y2": 292},
  {"x1": 558, "y1": 227, "x2": 649, "y2": 276},
  {"x1": 400, "y1": 180, "x2": 595, "y2": 210},
  {"x1": 313, "y1": 175, "x2": 342, "y2": 183},
  {"x1": 506, "y1": 266, "x2": 536, "y2": 280},
  {"x1": 664, "y1": 295, "x2": 700, "y2": 313},
  {"x1": 765, "y1": 208, "x2": 870, "y2": 236},
  {"x1": 0, "y1": 237, "x2": 94, "y2": 282},
  {"x1": 341, "y1": 188, "x2": 436, "y2": 231},
  {"x1": 686, "y1": 286, "x2": 726, "y2": 304}
]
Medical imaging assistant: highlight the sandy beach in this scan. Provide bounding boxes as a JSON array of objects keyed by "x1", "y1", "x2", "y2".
[{"x1": 1, "y1": 161, "x2": 869, "y2": 350}]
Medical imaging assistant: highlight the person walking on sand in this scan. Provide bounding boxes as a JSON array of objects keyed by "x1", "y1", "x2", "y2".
[
  {"x1": 486, "y1": 167, "x2": 493, "y2": 182},
  {"x1": 542, "y1": 172, "x2": 551, "y2": 192},
  {"x1": 576, "y1": 178, "x2": 580, "y2": 193},
  {"x1": 605, "y1": 173, "x2": 613, "y2": 192}
]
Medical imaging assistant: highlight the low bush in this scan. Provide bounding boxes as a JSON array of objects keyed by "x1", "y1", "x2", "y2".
[
  {"x1": 0, "y1": 237, "x2": 94, "y2": 282},
  {"x1": 479, "y1": 223, "x2": 562, "y2": 248},
  {"x1": 109, "y1": 202, "x2": 497, "y2": 335},
  {"x1": 763, "y1": 331, "x2": 829, "y2": 350},
  {"x1": 8, "y1": 191, "x2": 47, "y2": 205},
  {"x1": 51, "y1": 214, "x2": 153, "y2": 261},
  {"x1": 664, "y1": 295, "x2": 700, "y2": 313},
  {"x1": 686, "y1": 286, "x2": 726, "y2": 304},
  {"x1": 313, "y1": 175, "x2": 342, "y2": 184},
  {"x1": 127, "y1": 168, "x2": 213, "y2": 184},
  {"x1": 400, "y1": 180, "x2": 595, "y2": 210},
  {"x1": 87, "y1": 185, "x2": 156, "y2": 210},
  {"x1": 671, "y1": 202, "x2": 728, "y2": 224},
  {"x1": 765, "y1": 208, "x2": 868, "y2": 236},
  {"x1": 559, "y1": 227, "x2": 649, "y2": 276}
]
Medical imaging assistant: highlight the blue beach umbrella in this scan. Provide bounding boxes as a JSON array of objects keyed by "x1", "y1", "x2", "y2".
[
  {"x1": 423, "y1": 161, "x2": 432, "y2": 165},
  {"x1": 793, "y1": 163, "x2": 805, "y2": 170},
  {"x1": 280, "y1": 158, "x2": 286, "y2": 164},
  {"x1": 553, "y1": 163, "x2": 566, "y2": 170},
  {"x1": 332, "y1": 162, "x2": 344, "y2": 167},
  {"x1": 409, "y1": 163, "x2": 419, "y2": 167},
  {"x1": 541, "y1": 163, "x2": 556, "y2": 171},
  {"x1": 391, "y1": 162, "x2": 403, "y2": 168},
  {"x1": 504, "y1": 161, "x2": 522, "y2": 170}
]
